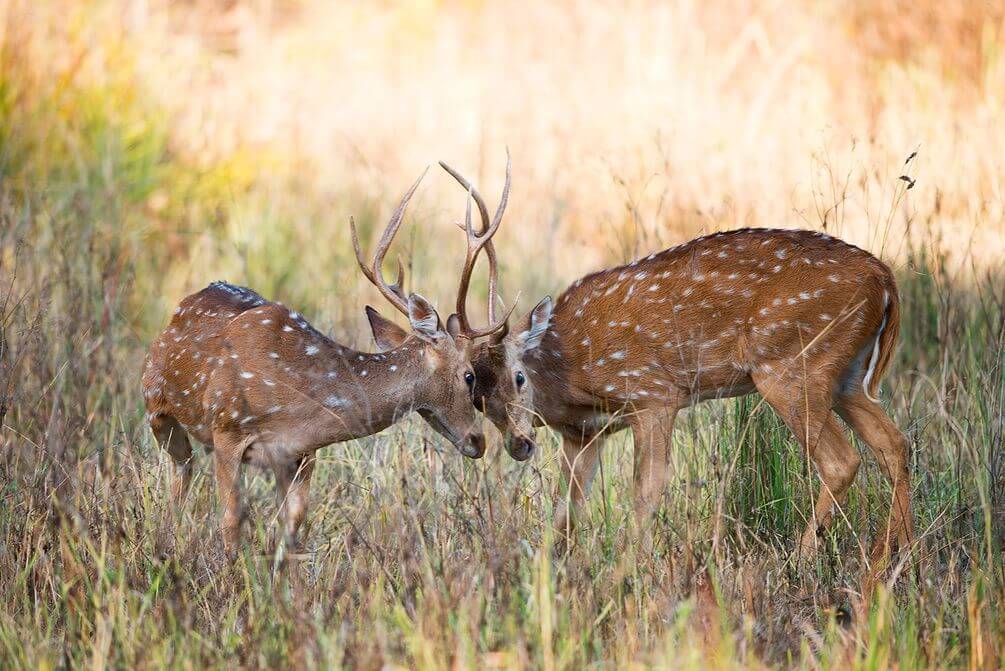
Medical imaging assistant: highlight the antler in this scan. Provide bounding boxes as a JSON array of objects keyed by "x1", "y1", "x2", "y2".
[
  {"x1": 438, "y1": 151, "x2": 515, "y2": 338},
  {"x1": 350, "y1": 169, "x2": 428, "y2": 317}
]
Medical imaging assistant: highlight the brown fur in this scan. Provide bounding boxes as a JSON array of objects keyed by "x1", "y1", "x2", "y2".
[
  {"x1": 143, "y1": 281, "x2": 482, "y2": 553},
  {"x1": 470, "y1": 228, "x2": 914, "y2": 557}
]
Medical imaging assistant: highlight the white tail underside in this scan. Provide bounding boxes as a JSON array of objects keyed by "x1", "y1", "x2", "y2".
[{"x1": 861, "y1": 292, "x2": 890, "y2": 403}]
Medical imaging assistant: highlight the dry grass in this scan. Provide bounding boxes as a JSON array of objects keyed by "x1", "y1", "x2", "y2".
[{"x1": 1, "y1": 1, "x2": 1004, "y2": 668}]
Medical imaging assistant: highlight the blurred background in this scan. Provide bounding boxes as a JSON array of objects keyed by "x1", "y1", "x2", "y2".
[
  {"x1": 3, "y1": 0, "x2": 1004, "y2": 340},
  {"x1": 3, "y1": 3, "x2": 1005, "y2": 667}
]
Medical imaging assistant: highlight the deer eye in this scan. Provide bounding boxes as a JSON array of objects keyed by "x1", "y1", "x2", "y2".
[
  {"x1": 515, "y1": 371, "x2": 526, "y2": 388},
  {"x1": 464, "y1": 371, "x2": 475, "y2": 389}
]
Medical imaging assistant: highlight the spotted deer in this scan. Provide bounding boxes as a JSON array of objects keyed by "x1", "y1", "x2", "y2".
[
  {"x1": 141, "y1": 172, "x2": 496, "y2": 553},
  {"x1": 391, "y1": 160, "x2": 913, "y2": 559}
]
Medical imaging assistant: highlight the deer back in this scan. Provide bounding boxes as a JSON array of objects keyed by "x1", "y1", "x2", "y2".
[
  {"x1": 142, "y1": 282, "x2": 269, "y2": 440},
  {"x1": 530, "y1": 228, "x2": 899, "y2": 414}
]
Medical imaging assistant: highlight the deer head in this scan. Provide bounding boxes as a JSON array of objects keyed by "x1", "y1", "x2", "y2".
[
  {"x1": 466, "y1": 296, "x2": 553, "y2": 461},
  {"x1": 350, "y1": 171, "x2": 486, "y2": 457},
  {"x1": 369, "y1": 154, "x2": 543, "y2": 461}
]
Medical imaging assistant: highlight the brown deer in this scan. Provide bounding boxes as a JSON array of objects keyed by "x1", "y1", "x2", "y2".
[
  {"x1": 141, "y1": 171, "x2": 501, "y2": 553},
  {"x1": 392, "y1": 160, "x2": 914, "y2": 560}
]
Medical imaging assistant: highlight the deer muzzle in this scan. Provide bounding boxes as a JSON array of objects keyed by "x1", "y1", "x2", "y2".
[
  {"x1": 460, "y1": 432, "x2": 486, "y2": 459},
  {"x1": 506, "y1": 433, "x2": 536, "y2": 461}
]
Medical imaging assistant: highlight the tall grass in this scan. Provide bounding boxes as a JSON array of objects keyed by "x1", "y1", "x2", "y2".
[{"x1": 1, "y1": 1, "x2": 1004, "y2": 668}]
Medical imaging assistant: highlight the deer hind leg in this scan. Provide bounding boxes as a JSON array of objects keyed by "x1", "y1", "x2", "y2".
[
  {"x1": 630, "y1": 406, "x2": 679, "y2": 529},
  {"x1": 150, "y1": 414, "x2": 194, "y2": 501},
  {"x1": 273, "y1": 456, "x2": 316, "y2": 553},
  {"x1": 835, "y1": 391, "x2": 914, "y2": 560},
  {"x1": 751, "y1": 372, "x2": 860, "y2": 557},
  {"x1": 554, "y1": 432, "x2": 604, "y2": 543}
]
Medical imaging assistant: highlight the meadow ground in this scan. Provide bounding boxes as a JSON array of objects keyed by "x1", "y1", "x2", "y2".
[{"x1": 1, "y1": 1, "x2": 1004, "y2": 668}]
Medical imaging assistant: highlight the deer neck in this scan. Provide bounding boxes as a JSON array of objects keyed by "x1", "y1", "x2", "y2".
[
  {"x1": 520, "y1": 328, "x2": 574, "y2": 424},
  {"x1": 302, "y1": 339, "x2": 432, "y2": 442}
]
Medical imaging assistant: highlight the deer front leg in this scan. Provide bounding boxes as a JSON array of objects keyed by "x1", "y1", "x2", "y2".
[
  {"x1": 553, "y1": 432, "x2": 604, "y2": 544},
  {"x1": 274, "y1": 455, "x2": 316, "y2": 553},
  {"x1": 630, "y1": 407, "x2": 678, "y2": 529},
  {"x1": 213, "y1": 433, "x2": 247, "y2": 556},
  {"x1": 150, "y1": 414, "x2": 194, "y2": 502}
]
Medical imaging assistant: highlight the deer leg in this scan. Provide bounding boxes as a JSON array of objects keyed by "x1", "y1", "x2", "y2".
[
  {"x1": 835, "y1": 391, "x2": 914, "y2": 560},
  {"x1": 274, "y1": 456, "x2": 316, "y2": 553},
  {"x1": 553, "y1": 432, "x2": 604, "y2": 543},
  {"x1": 752, "y1": 373, "x2": 860, "y2": 557},
  {"x1": 630, "y1": 406, "x2": 678, "y2": 529},
  {"x1": 150, "y1": 414, "x2": 194, "y2": 501},
  {"x1": 213, "y1": 433, "x2": 246, "y2": 555},
  {"x1": 799, "y1": 416, "x2": 861, "y2": 553}
]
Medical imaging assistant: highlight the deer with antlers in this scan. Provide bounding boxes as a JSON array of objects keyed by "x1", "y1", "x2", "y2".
[
  {"x1": 141, "y1": 171, "x2": 497, "y2": 554},
  {"x1": 373, "y1": 157, "x2": 913, "y2": 560}
]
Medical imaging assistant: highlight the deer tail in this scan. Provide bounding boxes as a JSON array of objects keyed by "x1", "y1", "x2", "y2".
[{"x1": 862, "y1": 279, "x2": 900, "y2": 403}]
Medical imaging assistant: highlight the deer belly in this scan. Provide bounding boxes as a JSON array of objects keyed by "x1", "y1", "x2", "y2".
[{"x1": 688, "y1": 377, "x2": 757, "y2": 403}]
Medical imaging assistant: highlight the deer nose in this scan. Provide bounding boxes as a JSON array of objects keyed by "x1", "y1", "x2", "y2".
[
  {"x1": 507, "y1": 435, "x2": 535, "y2": 461},
  {"x1": 461, "y1": 432, "x2": 486, "y2": 459}
]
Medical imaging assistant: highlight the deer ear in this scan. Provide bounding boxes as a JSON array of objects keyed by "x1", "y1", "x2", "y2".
[
  {"x1": 446, "y1": 313, "x2": 462, "y2": 340},
  {"x1": 407, "y1": 293, "x2": 445, "y2": 342},
  {"x1": 366, "y1": 306, "x2": 409, "y2": 351},
  {"x1": 514, "y1": 296, "x2": 553, "y2": 353}
]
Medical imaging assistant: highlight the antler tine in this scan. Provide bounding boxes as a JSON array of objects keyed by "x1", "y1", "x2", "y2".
[
  {"x1": 486, "y1": 149, "x2": 511, "y2": 323},
  {"x1": 350, "y1": 216, "x2": 376, "y2": 284},
  {"x1": 439, "y1": 161, "x2": 492, "y2": 235},
  {"x1": 392, "y1": 257, "x2": 405, "y2": 298},
  {"x1": 451, "y1": 192, "x2": 477, "y2": 334},
  {"x1": 439, "y1": 156, "x2": 512, "y2": 338},
  {"x1": 438, "y1": 149, "x2": 511, "y2": 242},
  {"x1": 438, "y1": 159, "x2": 501, "y2": 319},
  {"x1": 452, "y1": 172, "x2": 502, "y2": 325},
  {"x1": 350, "y1": 168, "x2": 428, "y2": 317},
  {"x1": 492, "y1": 149, "x2": 512, "y2": 231},
  {"x1": 351, "y1": 217, "x2": 399, "y2": 293}
]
